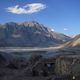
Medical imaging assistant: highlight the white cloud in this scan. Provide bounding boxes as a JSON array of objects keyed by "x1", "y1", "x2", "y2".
[
  {"x1": 64, "y1": 28, "x2": 68, "y2": 31},
  {"x1": 51, "y1": 28, "x2": 55, "y2": 31},
  {"x1": 6, "y1": 3, "x2": 46, "y2": 14}
]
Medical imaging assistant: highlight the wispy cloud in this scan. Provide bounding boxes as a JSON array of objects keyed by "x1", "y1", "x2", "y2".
[
  {"x1": 6, "y1": 3, "x2": 46, "y2": 14},
  {"x1": 64, "y1": 28, "x2": 68, "y2": 31}
]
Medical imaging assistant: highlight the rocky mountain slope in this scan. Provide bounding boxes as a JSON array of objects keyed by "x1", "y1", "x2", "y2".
[
  {"x1": 59, "y1": 34, "x2": 80, "y2": 48},
  {"x1": 0, "y1": 21, "x2": 71, "y2": 47}
]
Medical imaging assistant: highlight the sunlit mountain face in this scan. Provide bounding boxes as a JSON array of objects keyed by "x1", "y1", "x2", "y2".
[{"x1": 59, "y1": 34, "x2": 80, "y2": 49}]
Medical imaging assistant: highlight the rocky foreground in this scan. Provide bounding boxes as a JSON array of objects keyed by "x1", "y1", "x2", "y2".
[{"x1": 0, "y1": 47, "x2": 80, "y2": 80}]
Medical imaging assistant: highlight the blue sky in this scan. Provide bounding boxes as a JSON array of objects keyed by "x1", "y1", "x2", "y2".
[{"x1": 0, "y1": 0, "x2": 80, "y2": 36}]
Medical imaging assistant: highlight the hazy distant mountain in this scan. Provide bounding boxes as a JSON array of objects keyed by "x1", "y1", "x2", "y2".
[
  {"x1": 60, "y1": 34, "x2": 80, "y2": 48},
  {"x1": 0, "y1": 21, "x2": 71, "y2": 47}
]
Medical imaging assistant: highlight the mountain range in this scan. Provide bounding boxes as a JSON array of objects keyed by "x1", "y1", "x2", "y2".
[{"x1": 0, "y1": 21, "x2": 71, "y2": 47}]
